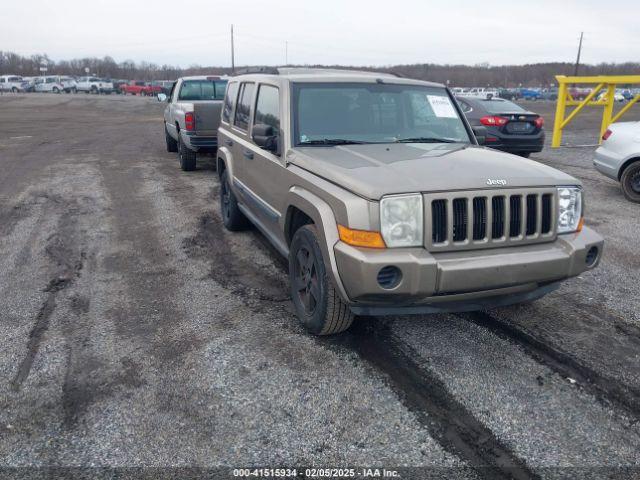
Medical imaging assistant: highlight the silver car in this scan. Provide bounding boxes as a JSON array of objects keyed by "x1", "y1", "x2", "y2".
[{"x1": 594, "y1": 122, "x2": 640, "y2": 202}]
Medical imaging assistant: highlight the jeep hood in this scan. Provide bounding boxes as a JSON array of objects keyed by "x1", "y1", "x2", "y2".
[{"x1": 288, "y1": 143, "x2": 578, "y2": 200}]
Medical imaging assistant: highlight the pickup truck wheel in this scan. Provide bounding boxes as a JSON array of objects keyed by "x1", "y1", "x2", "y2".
[
  {"x1": 518, "y1": 152, "x2": 531, "y2": 158},
  {"x1": 219, "y1": 169, "x2": 249, "y2": 231},
  {"x1": 53, "y1": 87, "x2": 60, "y2": 94},
  {"x1": 289, "y1": 225, "x2": 354, "y2": 335},
  {"x1": 165, "y1": 126, "x2": 178, "y2": 153},
  {"x1": 11, "y1": 87, "x2": 18, "y2": 93},
  {"x1": 178, "y1": 135, "x2": 196, "y2": 171},
  {"x1": 621, "y1": 161, "x2": 640, "y2": 203}
]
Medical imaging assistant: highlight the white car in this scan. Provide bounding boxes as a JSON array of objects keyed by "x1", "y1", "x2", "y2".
[
  {"x1": 457, "y1": 87, "x2": 500, "y2": 99},
  {"x1": 594, "y1": 122, "x2": 640, "y2": 202},
  {"x1": 0, "y1": 75, "x2": 27, "y2": 92},
  {"x1": 34, "y1": 76, "x2": 66, "y2": 93},
  {"x1": 76, "y1": 76, "x2": 113, "y2": 94},
  {"x1": 597, "y1": 91, "x2": 626, "y2": 103}
]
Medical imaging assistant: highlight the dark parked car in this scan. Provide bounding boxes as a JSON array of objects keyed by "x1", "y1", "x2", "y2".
[
  {"x1": 498, "y1": 88, "x2": 521, "y2": 100},
  {"x1": 110, "y1": 79, "x2": 128, "y2": 94},
  {"x1": 456, "y1": 97, "x2": 544, "y2": 157}
]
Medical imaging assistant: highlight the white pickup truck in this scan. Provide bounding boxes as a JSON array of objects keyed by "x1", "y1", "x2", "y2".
[
  {"x1": 76, "y1": 77, "x2": 113, "y2": 94},
  {"x1": 0, "y1": 75, "x2": 27, "y2": 92},
  {"x1": 158, "y1": 75, "x2": 228, "y2": 171}
]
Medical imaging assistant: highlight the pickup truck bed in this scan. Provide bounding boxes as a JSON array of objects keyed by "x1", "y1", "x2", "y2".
[{"x1": 162, "y1": 76, "x2": 228, "y2": 171}]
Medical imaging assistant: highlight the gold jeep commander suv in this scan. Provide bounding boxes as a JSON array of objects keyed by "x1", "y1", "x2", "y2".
[{"x1": 216, "y1": 67, "x2": 604, "y2": 335}]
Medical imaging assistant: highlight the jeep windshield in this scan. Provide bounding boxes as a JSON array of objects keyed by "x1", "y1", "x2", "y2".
[{"x1": 293, "y1": 83, "x2": 472, "y2": 145}]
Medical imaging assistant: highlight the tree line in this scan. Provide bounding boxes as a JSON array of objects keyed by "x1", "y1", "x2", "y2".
[{"x1": 1, "y1": 51, "x2": 638, "y2": 87}]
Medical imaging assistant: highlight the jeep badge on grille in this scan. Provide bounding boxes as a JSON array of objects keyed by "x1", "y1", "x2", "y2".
[{"x1": 487, "y1": 179, "x2": 507, "y2": 186}]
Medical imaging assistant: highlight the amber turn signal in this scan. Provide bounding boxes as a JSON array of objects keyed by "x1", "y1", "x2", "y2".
[
  {"x1": 577, "y1": 217, "x2": 584, "y2": 232},
  {"x1": 338, "y1": 225, "x2": 386, "y2": 249}
]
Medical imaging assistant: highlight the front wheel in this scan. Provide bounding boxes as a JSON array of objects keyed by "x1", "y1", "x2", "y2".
[
  {"x1": 518, "y1": 152, "x2": 531, "y2": 158},
  {"x1": 11, "y1": 87, "x2": 17, "y2": 93},
  {"x1": 53, "y1": 87, "x2": 60, "y2": 94},
  {"x1": 289, "y1": 225, "x2": 354, "y2": 335},
  {"x1": 621, "y1": 161, "x2": 640, "y2": 203}
]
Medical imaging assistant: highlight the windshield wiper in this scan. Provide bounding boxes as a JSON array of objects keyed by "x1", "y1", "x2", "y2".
[
  {"x1": 298, "y1": 139, "x2": 371, "y2": 146},
  {"x1": 394, "y1": 137, "x2": 458, "y2": 143}
]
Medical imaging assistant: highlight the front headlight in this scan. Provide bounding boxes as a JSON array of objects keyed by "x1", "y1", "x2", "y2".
[
  {"x1": 557, "y1": 187, "x2": 582, "y2": 233},
  {"x1": 380, "y1": 194, "x2": 423, "y2": 247}
]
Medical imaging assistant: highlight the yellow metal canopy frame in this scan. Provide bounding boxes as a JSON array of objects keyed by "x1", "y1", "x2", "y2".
[{"x1": 552, "y1": 75, "x2": 640, "y2": 148}]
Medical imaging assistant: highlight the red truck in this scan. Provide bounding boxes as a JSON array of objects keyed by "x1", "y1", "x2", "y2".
[{"x1": 121, "y1": 81, "x2": 162, "y2": 96}]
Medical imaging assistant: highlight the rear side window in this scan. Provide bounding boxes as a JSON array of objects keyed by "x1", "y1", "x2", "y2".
[
  {"x1": 457, "y1": 100, "x2": 472, "y2": 113},
  {"x1": 254, "y1": 85, "x2": 280, "y2": 130},
  {"x1": 222, "y1": 82, "x2": 238, "y2": 123},
  {"x1": 234, "y1": 83, "x2": 255, "y2": 131}
]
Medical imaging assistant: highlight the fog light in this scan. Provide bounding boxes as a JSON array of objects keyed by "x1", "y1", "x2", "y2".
[
  {"x1": 585, "y1": 246, "x2": 599, "y2": 267},
  {"x1": 377, "y1": 266, "x2": 402, "y2": 289}
]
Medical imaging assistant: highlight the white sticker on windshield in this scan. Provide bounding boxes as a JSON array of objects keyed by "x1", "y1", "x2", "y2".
[{"x1": 427, "y1": 95, "x2": 457, "y2": 118}]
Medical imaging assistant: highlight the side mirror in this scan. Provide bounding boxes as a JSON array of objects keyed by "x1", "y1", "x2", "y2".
[
  {"x1": 252, "y1": 124, "x2": 279, "y2": 153},
  {"x1": 157, "y1": 93, "x2": 167, "y2": 102},
  {"x1": 472, "y1": 126, "x2": 487, "y2": 145}
]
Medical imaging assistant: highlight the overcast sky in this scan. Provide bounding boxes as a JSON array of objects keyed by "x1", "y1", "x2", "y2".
[{"x1": 2, "y1": 0, "x2": 638, "y2": 67}]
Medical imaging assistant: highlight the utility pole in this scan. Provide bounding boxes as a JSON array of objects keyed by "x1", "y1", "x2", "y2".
[
  {"x1": 574, "y1": 32, "x2": 583, "y2": 77},
  {"x1": 231, "y1": 24, "x2": 235, "y2": 73}
]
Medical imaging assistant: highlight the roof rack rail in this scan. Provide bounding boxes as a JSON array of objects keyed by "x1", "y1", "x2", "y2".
[{"x1": 232, "y1": 66, "x2": 280, "y2": 76}]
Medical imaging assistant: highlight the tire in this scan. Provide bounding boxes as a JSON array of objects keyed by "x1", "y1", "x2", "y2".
[
  {"x1": 165, "y1": 125, "x2": 178, "y2": 153},
  {"x1": 53, "y1": 87, "x2": 60, "y2": 94},
  {"x1": 219, "y1": 168, "x2": 249, "y2": 231},
  {"x1": 11, "y1": 87, "x2": 17, "y2": 93},
  {"x1": 519, "y1": 152, "x2": 531, "y2": 158},
  {"x1": 141, "y1": 91, "x2": 146, "y2": 97},
  {"x1": 91, "y1": 87, "x2": 98, "y2": 95},
  {"x1": 289, "y1": 225, "x2": 354, "y2": 335},
  {"x1": 178, "y1": 135, "x2": 196, "y2": 171},
  {"x1": 620, "y1": 161, "x2": 640, "y2": 203},
  {"x1": 71, "y1": 87, "x2": 77, "y2": 94}
]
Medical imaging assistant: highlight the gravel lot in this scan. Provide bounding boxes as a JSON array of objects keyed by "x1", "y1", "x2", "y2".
[{"x1": 0, "y1": 93, "x2": 639, "y2": 479}]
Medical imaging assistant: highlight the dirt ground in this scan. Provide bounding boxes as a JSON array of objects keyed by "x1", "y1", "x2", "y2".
[{"x1": 0, "y1": 93, "x2": 639, "y2": 479}]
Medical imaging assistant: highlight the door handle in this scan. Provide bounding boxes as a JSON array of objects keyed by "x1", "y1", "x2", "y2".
[
  {"x1": 243, "y1": 150, "x2": 254, "y2": 160},
  {"x1": 224, "y1": 139, "x2": 233, "y2": 147}
]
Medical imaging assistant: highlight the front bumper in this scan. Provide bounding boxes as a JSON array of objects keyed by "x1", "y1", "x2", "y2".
[{"x1": 334, "y1": 226, "x2": 603, "y2": 312}]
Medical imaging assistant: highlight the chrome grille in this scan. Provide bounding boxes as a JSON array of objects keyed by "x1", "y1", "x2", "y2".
[{"x1": 425, "y1": 188, "x2": 557, "y2": 251}]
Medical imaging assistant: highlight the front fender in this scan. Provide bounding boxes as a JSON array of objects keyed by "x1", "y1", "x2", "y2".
[{"x1": 284, "y1": 186, "x2": 351, "y2": 304}]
